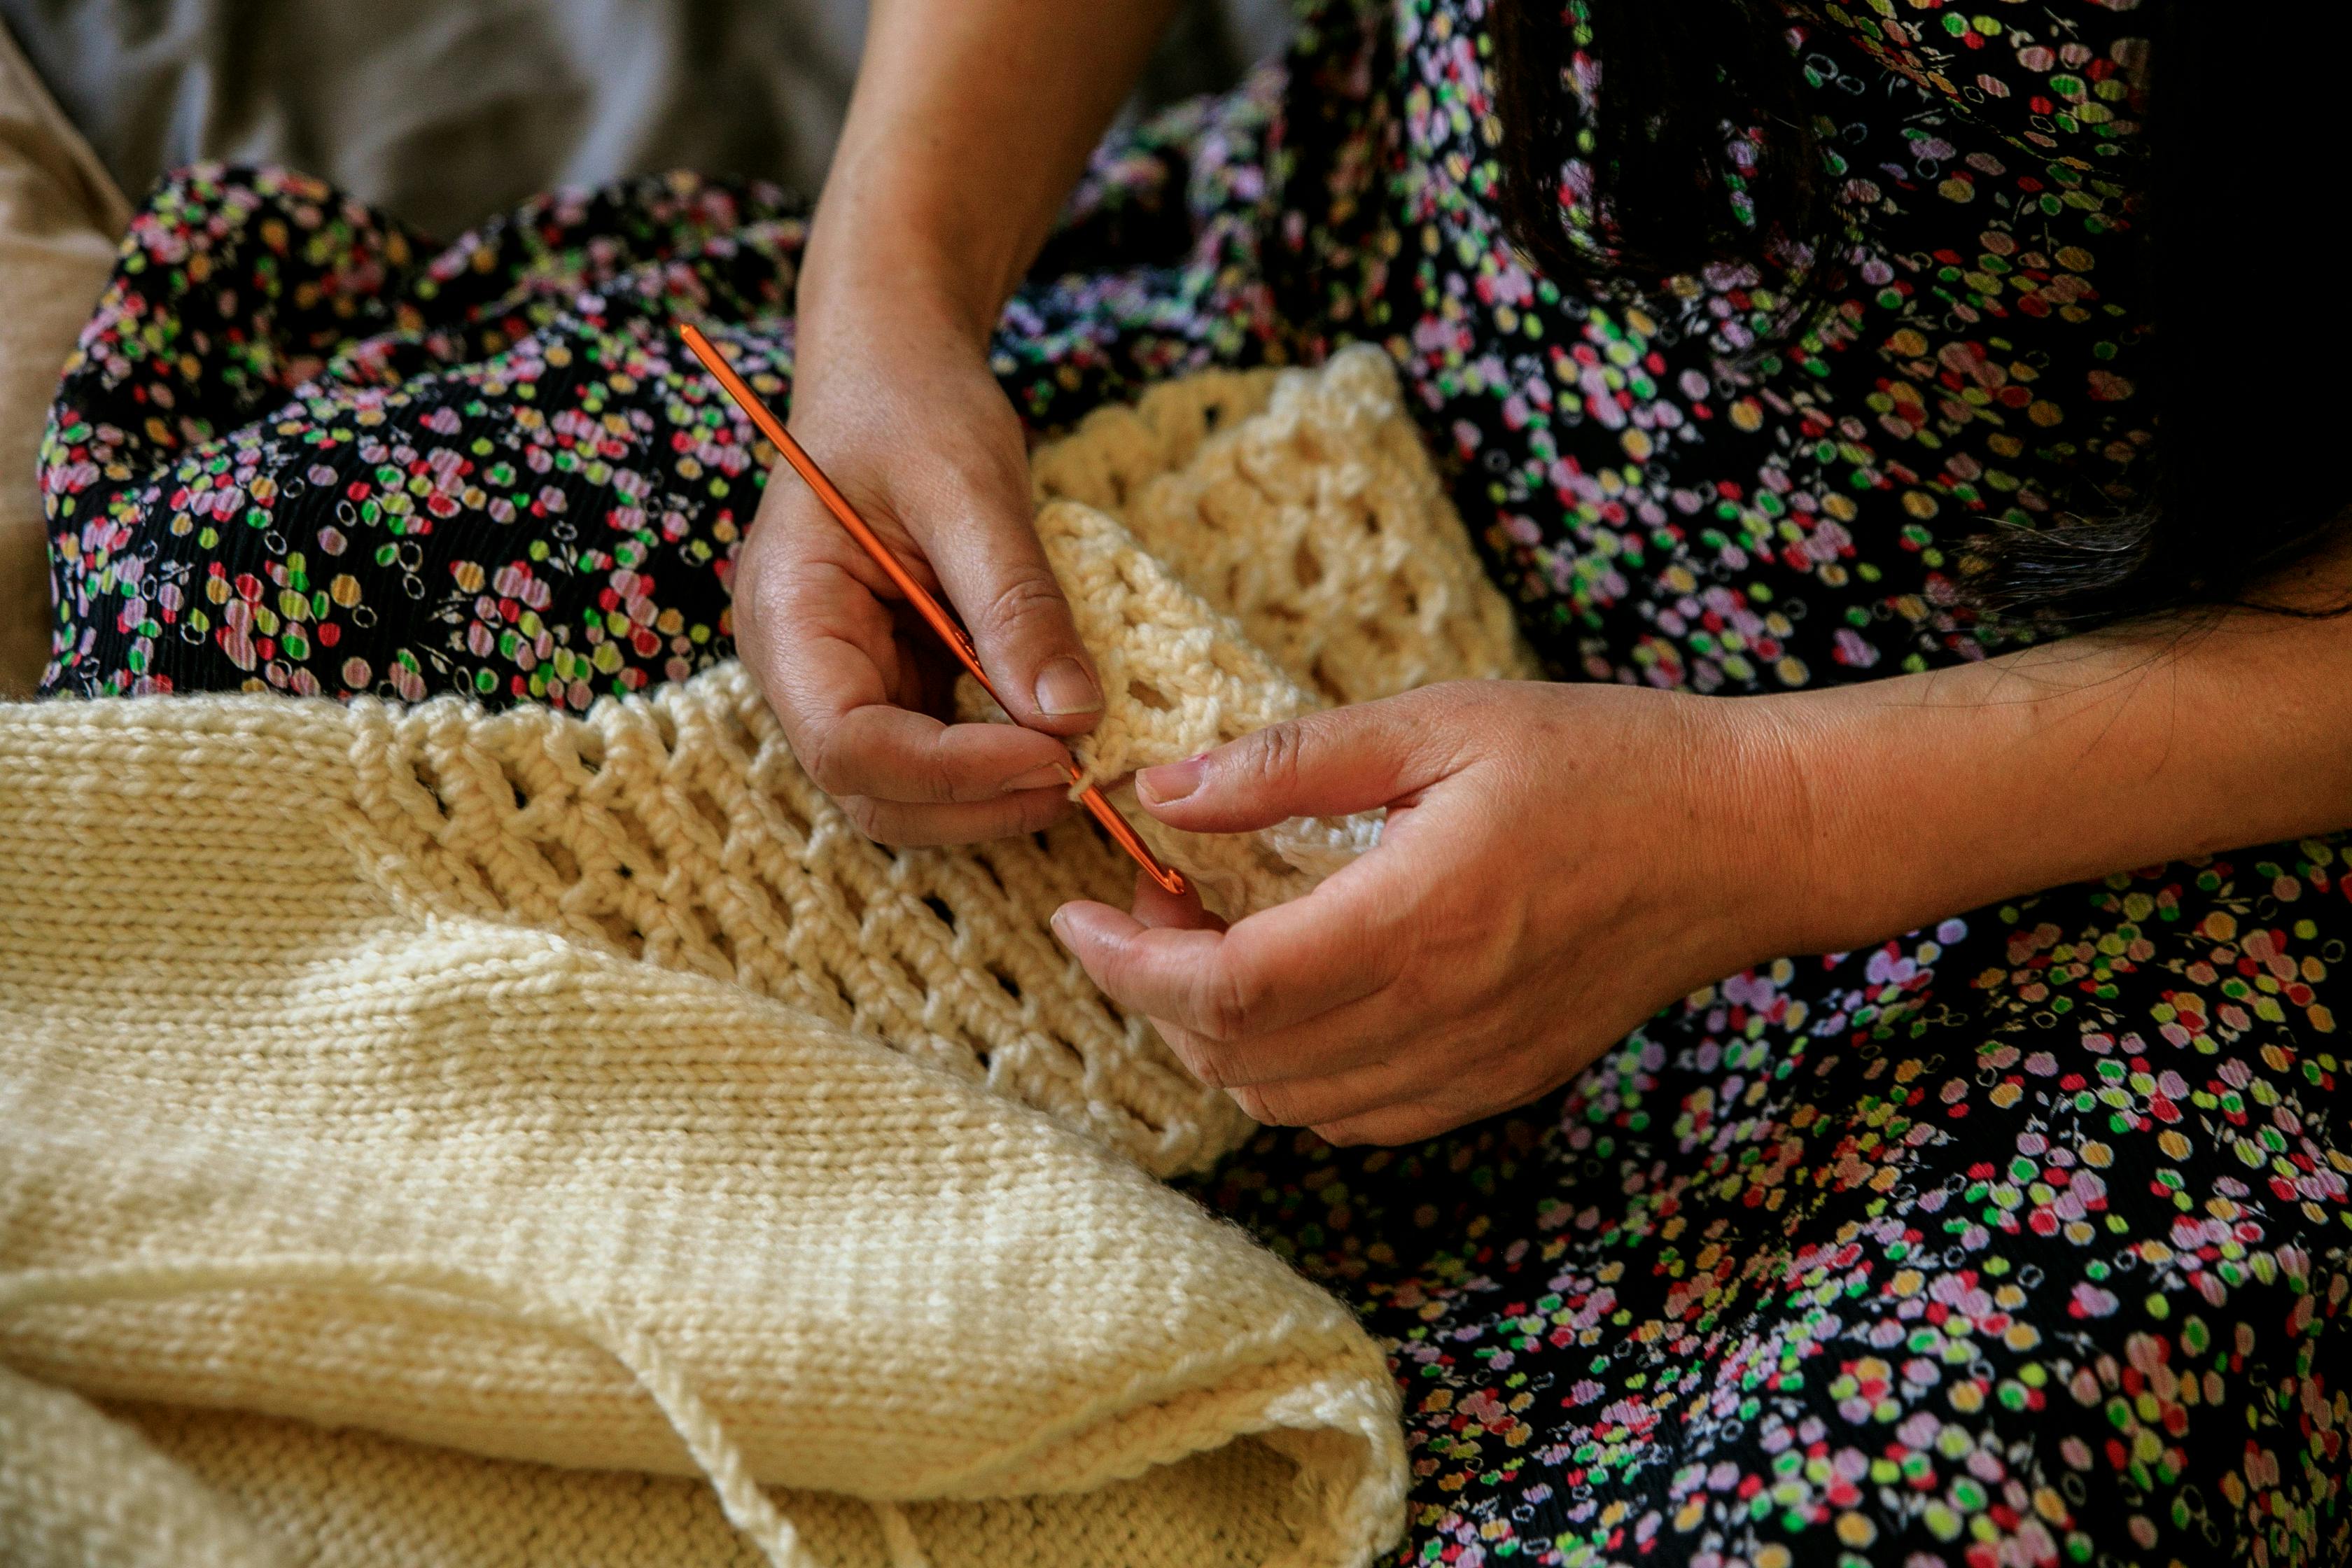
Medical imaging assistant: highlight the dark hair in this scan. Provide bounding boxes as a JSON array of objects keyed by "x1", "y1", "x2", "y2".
[
  {"x1": 1489, "y1": 0, "x2": 1824, "y2": 286},
  {"x1": 1488, "y1": 0, "x2": 2351, "y2": 627}
]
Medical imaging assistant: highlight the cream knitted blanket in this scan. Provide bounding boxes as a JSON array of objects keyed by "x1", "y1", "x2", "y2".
[{"x1": 0, "y1": 347, "x2": 1532, "y2": 1568}]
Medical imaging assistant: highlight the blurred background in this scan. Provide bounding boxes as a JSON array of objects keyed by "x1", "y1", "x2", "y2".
[{"x1": 0, "y1": 0, "x2": 1294, "y2": 237}]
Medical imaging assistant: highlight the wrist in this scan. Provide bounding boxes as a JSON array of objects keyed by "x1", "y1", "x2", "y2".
[
  {"x1": 1688, "y1": 686, "x2": 1966, "y2": 960},
  {"x1": 800, "y1": 157, "x2": 1029, "y2": 345},
  {"x1": 803, "y1": 244, "x2": 1007, "y2": 349},
  {"x1": 1682, "y1": 690, "x2": 1876, "y2": 962},
  {"x1": 1754, "y1": 672, "x2": 2060, "y2": 956}
]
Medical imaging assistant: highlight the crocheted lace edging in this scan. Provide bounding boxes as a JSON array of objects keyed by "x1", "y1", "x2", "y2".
[{"x1": 350, "y1": 345, "x2": 1534, "y2": 1176}]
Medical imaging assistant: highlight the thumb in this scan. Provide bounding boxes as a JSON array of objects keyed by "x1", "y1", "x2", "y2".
[
  {"x1": 921, "y1": 496, "x2": 1103, "y2": 738},
  {"x1": 1133, "y1": 694, "x2": 1462, "y2": 834}
]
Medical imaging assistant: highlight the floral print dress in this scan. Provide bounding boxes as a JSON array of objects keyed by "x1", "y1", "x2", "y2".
[{"x1": 36, "y1": 1, "x2": 2352, "y2": 1564}]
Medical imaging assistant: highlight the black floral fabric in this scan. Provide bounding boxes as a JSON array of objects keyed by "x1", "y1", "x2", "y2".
[{"x1": 34, "y1": 3, "x2": 2352, "y2": 1564}]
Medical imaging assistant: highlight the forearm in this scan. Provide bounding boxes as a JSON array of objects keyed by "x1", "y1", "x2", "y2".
[
  {"x1": 1768, "y1": 533, "x2": 2352, "y2": 953},
  {"x1": 803, "y1": 0, "x2": 1180, "y2": 337}
]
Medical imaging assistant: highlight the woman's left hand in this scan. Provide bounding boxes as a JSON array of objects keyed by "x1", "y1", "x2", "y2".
[{"x1": 1049, "y1": 679, "x2": 1819, "y2": 1145}]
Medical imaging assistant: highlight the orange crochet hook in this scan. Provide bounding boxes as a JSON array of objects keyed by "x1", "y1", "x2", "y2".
[{"x1": 676, "y1": 321, "x2": 1188, "y2": 897}]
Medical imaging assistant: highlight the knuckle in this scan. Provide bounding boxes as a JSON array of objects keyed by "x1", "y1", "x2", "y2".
[
  {"x1": 799, "y1": 728, "x2": 858, "y2": 797},
  {"x1": 1192, "y1": 962, "x2": 1263, "y2": 1042},
  {"x1": 1230, "y1": 1082, "x2": 1301, "y2": 1126},
  {"x1": 730, "y1": 519, "x2": 774, "y2": 587},
  {"x1": 736, "y1": 514, "x2": 822, "y2": 612},
  {"x1": 1244, "y1": 720, "x2": 1309, "y2": 794},
  {"x1": 1168, "y1": 1032, "x2": 1228, "y2": 1090},
  {"x1": 977, "y1": 568, "x2": 1071, "y2": 643},
  {"x1": 839, "y1": 797, "x2": 892, "y2": 842},
  {"x1": 729, "y1": 568, "x2": 768, "y2": 645},
  {"x1": 920, "y1": 746, "x2": 967, "y2": 806},
  {"x1": 1009, "y1": 788, "x2": 1072, "y2": 834}
]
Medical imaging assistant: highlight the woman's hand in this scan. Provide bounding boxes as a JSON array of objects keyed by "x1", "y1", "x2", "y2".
[
  {"x1": 1053, "y1": 527, "x2": 2352, "y2": 1146},
  {"x1": 1049, "y1": 680, "x2": 1812, "y2": 1144},
  {"x1": 724, "y1": 0, "x2": 1177, "y2": 846},
  {"x1": 729, "y1": 276, "x2": 1102, "y2": 847}
]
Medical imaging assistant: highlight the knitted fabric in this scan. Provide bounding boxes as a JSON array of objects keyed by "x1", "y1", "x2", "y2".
[
  {"x1": 0, "y1": 348, "x2": 1525, "y2": 1568},
  {"x1": 2, "y1": 1378, "x2": 1319, "y2": 1568},
  {"x1": 0, "y1": 695, "x2": 1403, "y2": 1567}
]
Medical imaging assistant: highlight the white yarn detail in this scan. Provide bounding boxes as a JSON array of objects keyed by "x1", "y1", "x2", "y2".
[{"x1": 986, "y1": 343, "x2": 1537, "y2": 916}]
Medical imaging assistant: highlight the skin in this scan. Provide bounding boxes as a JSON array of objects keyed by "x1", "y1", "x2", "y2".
[
  {"x1": 734, "y1": 0, "x2": 1178, "y2": 846},
  {"x1": 743, "y1": 1, "x2": 2352, "y2": 1144}
]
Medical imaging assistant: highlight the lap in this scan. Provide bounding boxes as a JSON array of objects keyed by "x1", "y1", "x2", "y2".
[
  {"x1": 44, "y1": 165, "x2": 2352, "y2": 1568},
  {"x1": 1194, "y1": 842, "x2": 2352, "y2": 1566},
  {"x1": 41, "y1": 167, "x2": 808, "y2": 704}
]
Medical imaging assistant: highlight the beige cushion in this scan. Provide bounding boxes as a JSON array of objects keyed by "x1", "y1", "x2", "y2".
[{"x1": 1, "y1": 25, "x2": 126, "y2": 696}]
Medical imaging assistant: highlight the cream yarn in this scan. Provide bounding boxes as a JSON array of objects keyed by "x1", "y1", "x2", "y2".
[
  {"x1": 0, "y1": 345, "x2": 1527, "y2": 1568},
  {"x1": 340, "y1": 663, "x2": 1235, "y2": 1175},
  {"x1": 1010, "y1": 345, "x2": 1537, "y2": 916},
  {"x1": 0, "y1": 696, "x2": 1404, "y2": 1568},
  {"x1": 0, "y1": 1366, "x2": 290, "y2": 1568}
]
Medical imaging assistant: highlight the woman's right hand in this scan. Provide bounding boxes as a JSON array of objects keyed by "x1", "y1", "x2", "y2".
[
  {"x1": 728, "y1": 267, "x2": 1105, "y2": 846},
  {"x1": 723, "y1": 0, "x2": 1179, "y2": 844}
]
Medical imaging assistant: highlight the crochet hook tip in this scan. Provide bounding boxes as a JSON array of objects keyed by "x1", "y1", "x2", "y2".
[{"x1": 1072, "y1": 781, "x2": 1186, "y2": 897}]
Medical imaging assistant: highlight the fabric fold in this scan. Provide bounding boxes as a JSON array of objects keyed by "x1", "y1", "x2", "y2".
[{"x1": 0, "y1": 682, "x2": 1401, "y2": 1563}]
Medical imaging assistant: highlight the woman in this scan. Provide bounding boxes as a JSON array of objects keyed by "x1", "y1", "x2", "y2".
[{"x1": 39, "y1": 0, "x2": 2352, "y2": 1561}]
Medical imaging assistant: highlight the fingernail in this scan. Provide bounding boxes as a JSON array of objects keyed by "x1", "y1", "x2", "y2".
[
  {"x1": 1033, "y1": 657, "x2": 1102, "y2": 717},
  {"x1": 1049, "y1": 906, "x2": 1076, "y2": 945},
  {"x1": 1137, "y1": 755, "x2": 1204, "y2": 806},
  {"x1": 1002, "y1": 764, "x2": 1068, "y2": 793}
]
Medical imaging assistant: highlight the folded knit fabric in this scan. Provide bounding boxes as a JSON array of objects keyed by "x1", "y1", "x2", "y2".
[{"x1": 0, "y1": 348, "x2": 1531, "y2": 1568}]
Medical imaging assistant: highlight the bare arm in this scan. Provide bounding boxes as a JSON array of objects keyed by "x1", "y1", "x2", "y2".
[
  {"x1": 804, "y1": 0, "x2": 1179, "y2": 335},
  {"x1": 732, "y1": 0, "x2": 1177, "y2": 846},
  {"x1": 1777, "y1": 532, "x2": 2352, "y2": 955}
]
